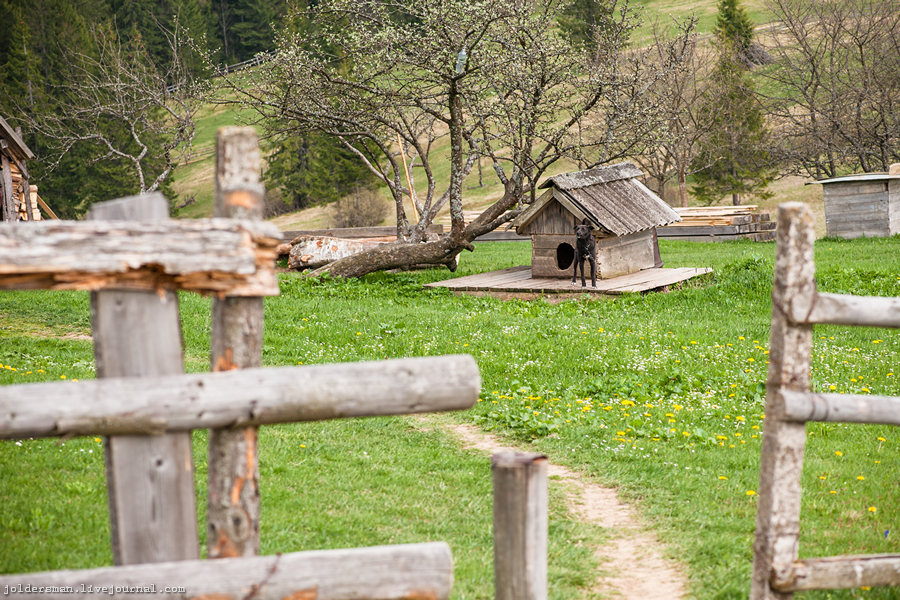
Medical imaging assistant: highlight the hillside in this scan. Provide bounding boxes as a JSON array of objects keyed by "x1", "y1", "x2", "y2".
[{"x1": 168, "y1": 0, "x2": 826, "y2": 236}]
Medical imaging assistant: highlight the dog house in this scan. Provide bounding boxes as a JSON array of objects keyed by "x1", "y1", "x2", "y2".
[
  {"x1": 512, "y1": 162, "x2": 680, "y2": 279},
  {"x1": 811, "y1": 165, "x2": 900, "y2": 239}
]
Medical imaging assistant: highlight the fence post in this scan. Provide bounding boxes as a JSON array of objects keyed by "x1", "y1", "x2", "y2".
[
  {"x1": 750, "y1": 202, "x2": 816, "y2": 599},
  {"x1": 207, "y1": 127, "x2": 265, "y2": 558},
  {"x1": 492, "y1": 451, "x2": 548, "y2": 600},
  {"x1": 1, "y1": 153, "x2": 13, "y2": 222},
  {"x1": 88, "y1": 193, "x2": 199, "y2": 565}
]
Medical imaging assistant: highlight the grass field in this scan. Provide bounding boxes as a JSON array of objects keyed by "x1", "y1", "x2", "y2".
[{"x1": 1, "y1": 235, "x2": 898, "y2": 599}]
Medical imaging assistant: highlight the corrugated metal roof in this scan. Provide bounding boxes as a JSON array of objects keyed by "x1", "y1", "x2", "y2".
[
  {"x1": 809, "y1": 173, "x2": 900, "y2": 185},
  {"x1": 525, "y1": 162, "x2": 680, "y2": 235}
]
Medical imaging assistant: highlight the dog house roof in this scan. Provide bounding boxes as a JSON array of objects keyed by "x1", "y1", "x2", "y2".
[{"x1": 513, "y1": 162, "x2": 680, "y2": 236}]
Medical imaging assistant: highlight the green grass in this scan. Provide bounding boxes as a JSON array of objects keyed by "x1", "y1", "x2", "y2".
[{"x1": 2, "y1": 237, "x2": 899, "y2": 599}]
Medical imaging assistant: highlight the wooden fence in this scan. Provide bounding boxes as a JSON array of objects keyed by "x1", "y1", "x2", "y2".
[
  {"x1": 0, "y1": 127, "x2": 481, "y2": 599},
  {"x1": 750, "y1": 202, "x2": 900, "y2": 599}
]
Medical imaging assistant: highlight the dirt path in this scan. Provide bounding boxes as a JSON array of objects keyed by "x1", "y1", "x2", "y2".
[{"x1": 429, "y1": 419, "x2": 689, "y2": 600}]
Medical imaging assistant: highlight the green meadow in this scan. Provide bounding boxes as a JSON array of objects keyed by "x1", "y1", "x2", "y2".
[{"x1": 1, "y1": 236, "x2": 898, "y2": 599}]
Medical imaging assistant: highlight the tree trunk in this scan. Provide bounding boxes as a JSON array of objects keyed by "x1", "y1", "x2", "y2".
[
  {"x1": 307, "y1": 189, "x2": 523, "y2": 279},
  {"x1": 678, "y1": 163, "x2": 688, "y2": 208},
  {"x1": 309, "y1": 236, "x2": 466, "y2": 279}
]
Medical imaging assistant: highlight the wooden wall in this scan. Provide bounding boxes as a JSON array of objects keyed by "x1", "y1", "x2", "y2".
[
  {"x1": 890, "y1": 180, "x2": 899, "y2": 235},
  {"x1": 531, "y1": 230, "x2": 658, "y2": 280},
  {"x1": 521, "y1": 200, "x2": 575, "y2": 236},
  {"x1": 823, "y1": 180, "x2": 898, "y2": 238}
]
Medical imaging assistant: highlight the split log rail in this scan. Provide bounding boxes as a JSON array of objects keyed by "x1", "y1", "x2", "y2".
[
  {"x1": 0, "y1": 127, "x2": 479, "y2": 599},
  {"x1": 750, "y1": 202, "x2": 900, "y2": 599}
]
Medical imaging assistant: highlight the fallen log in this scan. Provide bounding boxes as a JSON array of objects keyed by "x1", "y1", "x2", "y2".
[{"x1": 289, "y1": 235, "x2": 390, "y2": 270}]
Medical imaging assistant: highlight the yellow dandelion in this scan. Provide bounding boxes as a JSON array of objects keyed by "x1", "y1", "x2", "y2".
[
  {"x1": 868, "y1": 506, "x2": 877, "y2": 513},
  {"x1": 835, "y1": 451, "x2": 843, "y2": 457},
  {"x1": 746, "y1": 490, "x2": 756, "y2": 496},
  {"x1": 718, "y1": 475, "x2": 728, "y2": 480}
]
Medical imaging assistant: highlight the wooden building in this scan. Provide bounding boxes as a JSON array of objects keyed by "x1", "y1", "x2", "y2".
[
  {"x1": 812, "y1": 165, "x2": 900, "y2": 239},
  {"x1": 512, "y1": 162, "x2": 680, "y2": 279},
  {"x1": 0, "y1": 115, "x2": 40, "y2": 222}
]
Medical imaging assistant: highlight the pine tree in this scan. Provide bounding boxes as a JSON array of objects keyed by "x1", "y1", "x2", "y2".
[
  {"x1": 265, "y1": 133, "x2": 381, "y2": 211},
  {"x1": 230, "y1": 0, "x2": 279, "y2": 59},
  {"x1": 714, "y1": 0, "x2": 754, "y2": 64},
  {"x1": 690, "y1": 41, "x2": 774, "y2": 206}
]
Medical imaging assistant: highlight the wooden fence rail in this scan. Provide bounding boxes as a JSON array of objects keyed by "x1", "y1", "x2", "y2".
[
  {"x1": 0, "y1": 356, "x2": 480, "y2": 438},
  {"x1": 0, "y1": 542, "x2": 454, "y2": 600},
  {"x1": 750, "y1": 202, "x2": 900, "y2": 599},
  {"x1": 0, "y1": 211, "x2": 280, "y2": 295}
]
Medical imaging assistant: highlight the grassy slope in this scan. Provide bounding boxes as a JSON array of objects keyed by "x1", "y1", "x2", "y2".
[
  {"x1": 171, "y1": 0, "x2": 825, "y2": 234},
  {"x1": 1, "y1": 236, "x2": 899, "y2": 598}
]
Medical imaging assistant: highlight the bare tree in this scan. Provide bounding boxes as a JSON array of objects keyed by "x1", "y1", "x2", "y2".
[
  {"x1": 636, "y1": 22, "x2": 712, "y2": 207},
  {"x1": 226, "y1": 0, "x2": 692, "y2": 277},
  {"x1": 761, "y1": 0, "x2": 900, "y2": 178},
  {"x1": 28, "y1": 21, "x2": 204, "y2": 195}
]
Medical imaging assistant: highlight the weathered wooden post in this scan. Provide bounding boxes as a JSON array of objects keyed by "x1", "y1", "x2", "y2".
[
  {"x1": 0, "y1": 149, "x2": 13, "y2": 222},
  {"x1": 750, "y1": 203, "x2": 815, "y2": 600},
  {"x1": 492, "y1": 451, "x2": 548, "y2": 600},
  {"x1": 88, "y1": 193, "x2": 199, "y2": 564},
  {"x1": 207, "y1": 126, "x2": 265, "y2": 558}
]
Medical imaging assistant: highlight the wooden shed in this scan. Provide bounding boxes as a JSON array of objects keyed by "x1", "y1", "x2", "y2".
[
  {"x1": 0, "y1": 115, "x2": 39, "y2": 222},
  {"x1": 512, "y1": 162, "x2": 681, "y2": 279},
  {"x1": 812, "y1": 165, "x2": 900, "y2": 239}
]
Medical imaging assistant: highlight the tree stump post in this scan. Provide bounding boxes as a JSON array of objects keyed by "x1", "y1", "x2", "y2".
[
  {"x1": 207, "y1": 127, "x2": 265, "y2": 558},
  {"x1": 88, "y1": 193, "x2": 199, "y2": 565},
  {"x1": 750, "y1": 202, "x2": 816, "y2": 599},
  {"x1": 492, "y1": 451, "x2": 548, "y2": 600}
]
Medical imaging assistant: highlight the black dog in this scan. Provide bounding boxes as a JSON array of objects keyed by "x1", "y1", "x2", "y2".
[{"x1": 572, "y1": 218, "x2": 597, "y2": 288}]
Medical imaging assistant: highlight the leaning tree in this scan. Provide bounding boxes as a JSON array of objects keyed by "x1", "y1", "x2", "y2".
[{"x1": 228, "y1": 0, "x2": 691, "y2": 277}]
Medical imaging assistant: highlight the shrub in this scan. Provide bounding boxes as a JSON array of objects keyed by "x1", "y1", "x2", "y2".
[{"x1": 330, "y1": 187, "x2": 390, "y2": 228}]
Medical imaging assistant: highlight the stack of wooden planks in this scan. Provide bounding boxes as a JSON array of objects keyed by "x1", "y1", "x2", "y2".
[
  {"x1": 657, "y1": 205, "x2": 775, "y2": 242},
  {"x1": 8, "y1": 164, "x2": 41, "y2": 221},
  {"x1": 16, "y1": 185, "x2": 42, "y2": 221}
]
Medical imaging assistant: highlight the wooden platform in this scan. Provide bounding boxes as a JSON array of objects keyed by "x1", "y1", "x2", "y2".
[{"x1": 425, "y1": 265, "x2": 712, "y2": 298}]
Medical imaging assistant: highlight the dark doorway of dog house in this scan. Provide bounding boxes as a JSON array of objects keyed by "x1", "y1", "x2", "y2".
[{"x1": 556, "y1": 243, "x2": 575, "y2": 270}]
